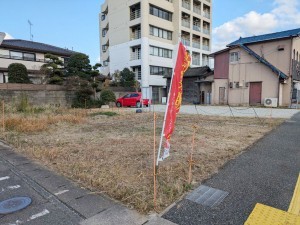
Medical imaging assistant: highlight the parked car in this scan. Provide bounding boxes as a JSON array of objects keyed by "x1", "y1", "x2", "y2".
[{"x1": 116, "y1": 92, "x2": 150, "y2": 108}]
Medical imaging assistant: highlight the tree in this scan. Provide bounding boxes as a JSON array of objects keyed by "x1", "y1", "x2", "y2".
[
  {"x1": 66, "y1": 53, "x2": 92, "y2": 79},
  {"x1": 100, "y1": 89, "x2": 116, "y2": 105},
  {"x1": 8, "y1": 63, "x2": 31, "y2": 83},
  {"x1": 40, "y1": 53, "x2": 64, "y2": 85},
  {"x1": 120, "y1": 68, "x2": 135, "y2": 87}
]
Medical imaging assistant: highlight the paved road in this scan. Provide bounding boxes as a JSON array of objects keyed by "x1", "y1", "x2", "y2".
[
  {"x1": 149, "y1": 105, "x2": 300, "y2": 118},
  {"x1": 163, "y1": 113, "x2": 300, "y2": 224}
]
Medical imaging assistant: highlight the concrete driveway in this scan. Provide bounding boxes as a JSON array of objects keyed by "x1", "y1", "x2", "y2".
[{"x1": 150, "y1": 105, "x2": 299, "y2": 118}]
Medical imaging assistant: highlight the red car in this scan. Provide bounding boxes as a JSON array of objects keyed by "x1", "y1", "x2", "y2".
[{"x1": 116, "y1": 92, "x2": 149, "y2": 108}]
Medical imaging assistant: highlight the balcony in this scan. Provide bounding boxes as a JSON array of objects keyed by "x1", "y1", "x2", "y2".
[
  {"x1": 182, "y1": 0, "x2": 191, "y2": 10},
  {"x1": 202, "y1": 45, "x2": 210, "y2": 51},
  {"x1": 130, "y1": 26, "x2": 141, "y2": 40},
  {"x1": 182, "y1": 19, "x2": 190, "y2": 28},
  {"x1": 192, "y1": 58, "x2": 200, "y2": 66},
  {"x1": 182, "y1": 39, "x2": 190, "y2": 46},
  {"x1": 192, "y1": 41, "x2": 200, "y2": 49},
  {"x1": 203, "y1": 11, "x2": 210, "y2": 19},
  {"x1": 131, "y1": 48, "x2": 141, "y2": 60},
  {"x1": 203, "y1": 29, "x2": 210, "y2": 35},
  {"x1": 193, "y1": 6, "x2": 201, "y2": 15},
  {"x1": 130, "y1": 9, "x2": 141, "y2": 20}
]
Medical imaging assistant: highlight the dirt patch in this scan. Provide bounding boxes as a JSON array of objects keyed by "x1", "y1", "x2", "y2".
[{"x1": 0, "y1": 108, "x2": 283, "y2": 213}]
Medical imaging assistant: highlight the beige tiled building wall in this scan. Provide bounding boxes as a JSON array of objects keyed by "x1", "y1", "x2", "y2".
[{"x1": 99, "y1": 0, "x2": 212, "y2": 102}]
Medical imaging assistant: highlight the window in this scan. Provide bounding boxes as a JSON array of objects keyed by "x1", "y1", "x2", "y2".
[
  {"x1": 10, "y1": 51, "x2": 22, "y2": 60},
  {"x1": 150, "y1": 26, "x2": 172, "y2": 40},
  {"x1": 230, "y1": 52, "x2": 239, "y2": 62},
  {"x1": 23, "y1": 53, "x2": 35, "y2": 61},
  {"x1": 101, "y1": 14, "x2": 106, "y2": 21},
  {"x1": 150, "y1": 46, "x2": 172, "y2": 58},
  {"x1": 149, "y1": 5, "x2": 172, "y2": 21},
  {"x1": 10, "y1": 51, "x2": 36, "y2": 61},
  {"x1": 150, "y1": 66, "x2": 172, "y2": 76}
]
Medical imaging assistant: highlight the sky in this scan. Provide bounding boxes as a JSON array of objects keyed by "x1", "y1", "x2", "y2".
[{"x1": 1, "y1": 0, "x2": 300, "y2": 64}]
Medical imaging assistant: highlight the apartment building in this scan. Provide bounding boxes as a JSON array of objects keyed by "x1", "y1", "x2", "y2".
[{"x1": 99, "y1": 0, "x2": 212, "y2": 103}]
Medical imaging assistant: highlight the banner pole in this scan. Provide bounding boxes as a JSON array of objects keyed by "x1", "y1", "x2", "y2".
[
  {"x1": 188, "y1": 125, "x2": 197, "y2": 184},
  {"x1": 156, "y1": 39, "x2": 181, "y2": 166},
  {"x1": 2, "y1": 100, "x2": 4, "y2": 132},
  {"x1": 153, "y1": 112, "x2": 157, "y2": 210}
]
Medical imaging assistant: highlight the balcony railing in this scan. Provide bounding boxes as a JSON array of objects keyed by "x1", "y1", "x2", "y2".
[
  {"x1": 193, "y1": 6, "x2": 201, "y2": 15},
  {"x1": 203, "y1": 11, "x2": 211, "y2": 19},
  {"x1": 131, "y1": 30, "x2": 141, "y2": 40},
  {"x1": 193, "y1": 25, "x2": 201, "y2": 32},
  {"x1": 130, "y1": 9, "x2": 141, "y2": 20},
  {"x1": 134, "y1": 70, "x2": 142, "y2": 80},
  {"x1": 202, "y1": 45, "x2": 210, "y2": 51},
  {"x1": 182, "y1": 19, "x2": 190, "y2": 28},
  {"x1": 0, "y1": 54, "x2": 45, "y2": 63},
  {"x1": 131, "y1": 50, "x2": 141, "y2": 60},
  {"x1": 182, "y1": 39, "x2": 190, "y2": 46},
  {"x1": 203, "y1": 28, "x2": 210, "y2": 35},
  {"x1": 182, "y1": 1, "x2": 191, "y2": 10},
  {"x1": 202, "y1": 60, "x2": 209, "y2": 66},
  {"x1": 192, "y1": 42, "x2": 201, "y2": 49},
  {"x1": 192, "y1": 58, "x2": 200, "y2": 65}
]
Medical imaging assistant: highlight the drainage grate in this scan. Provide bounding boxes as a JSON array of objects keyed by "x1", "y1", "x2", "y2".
[
  {"x1": 186, "y1": 185, "x2": 229, "y2": 208},
  {"x1": 0, "y1": 197, "x2": 32, "y2": 214}
]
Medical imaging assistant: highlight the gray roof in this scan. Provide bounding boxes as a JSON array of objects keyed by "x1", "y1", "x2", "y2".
[
  {"x1": 165, "y1": 66, "x2": 213, "y2": 78},
  {"x1": 1, "y1": 39, "x2": 77, "y2": 56},
  {"x1": 228, "y1": 28, "x2": 300, "y2": 46}
]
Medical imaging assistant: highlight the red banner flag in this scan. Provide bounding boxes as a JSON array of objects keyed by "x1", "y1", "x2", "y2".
[{"x1": 161, "y1": 42, "x2": 191, "y2": 160}]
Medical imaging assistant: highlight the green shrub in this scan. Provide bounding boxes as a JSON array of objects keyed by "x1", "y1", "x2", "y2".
[
  {"x1": 100, "y1": 90, "x2": 116, "y2": 105},
  {"x1": 8, "y1": 63, "x2": 31, "y2": 83},
  {"x1": 17, "y1": 93, "x2": 30, "y2": 112}
]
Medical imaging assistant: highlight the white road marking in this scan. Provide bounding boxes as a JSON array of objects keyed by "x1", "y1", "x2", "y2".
[
  {"x1": 28, "y1": 209, "x2": 50, "y2": 220},
  {"x1": 7, "y1": 185, "x2": 21, "y2": 190},
  {"x1": 0, "y1": 176, "x2": 10, "y2": 181},
  {"x1": 54, "y1": 190, "x2": 69, "y2": 196}
]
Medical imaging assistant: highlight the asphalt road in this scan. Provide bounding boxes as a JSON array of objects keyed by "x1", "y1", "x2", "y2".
[{"x1": 163, "y1": 113, "x2": 300, "y2": 224}]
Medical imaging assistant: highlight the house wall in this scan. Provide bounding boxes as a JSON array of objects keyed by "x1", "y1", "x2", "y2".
[
  {"x1": 228, "y1": 47, "x2": 280, "y2": 105},
  {"x1": 212, "y1": 79, "x2": 228, "y2": 105},
  {"x1": 214, "y1": 51, "x2": 229, "y2": 79}
]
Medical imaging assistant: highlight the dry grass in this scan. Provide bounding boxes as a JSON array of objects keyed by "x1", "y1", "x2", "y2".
[{"x1": 0, "y1": 108, "x2": 283, "y2": 213}]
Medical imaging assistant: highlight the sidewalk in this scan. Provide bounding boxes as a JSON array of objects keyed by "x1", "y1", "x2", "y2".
[
  {"x1": 163, "y1": 112, "x2": 300, "y2": 224},
  {"x1": 150, "y1": 105, "x2": 299, "y2": 118},
  {"x1": 0, "y1": 142, "x2": 176, "y2": 225}
]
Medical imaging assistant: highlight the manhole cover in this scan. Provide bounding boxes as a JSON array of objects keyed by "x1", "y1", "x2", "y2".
[
  {"x1": 186, "y1": 185, "x2": 229, "y2": 208},
  {"x1": 0, "y1": 197, "x2": 32, "y2": 214}
]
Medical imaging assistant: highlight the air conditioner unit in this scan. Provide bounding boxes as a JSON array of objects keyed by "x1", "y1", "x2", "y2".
[{"x1": 264, "y1": 98, "x2": 278, "y2": 108}]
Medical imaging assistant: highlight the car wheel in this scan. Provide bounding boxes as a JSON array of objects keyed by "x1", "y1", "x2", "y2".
[
  {"x1": 136, "y1": 101, "x2": 141, "y2": 108},
  {"x1": 116, "y1": 102, "x2": 122, "y2": 107}
]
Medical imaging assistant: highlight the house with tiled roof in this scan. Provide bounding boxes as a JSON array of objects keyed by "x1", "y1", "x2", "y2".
[
  {"x1": 0, "y1": 32, "x2": 77, "y2": 84},
  {"x1": 165, "y1": 66, "x2": 214, "y2": 104},
  {"x1": 210, "y1": 28, "x2": 300, "y2": 107}
]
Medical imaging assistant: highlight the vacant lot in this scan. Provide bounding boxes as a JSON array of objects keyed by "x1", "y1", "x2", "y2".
[{"x1": 0, "y1": 108, "x2": 283, "y2": 213}]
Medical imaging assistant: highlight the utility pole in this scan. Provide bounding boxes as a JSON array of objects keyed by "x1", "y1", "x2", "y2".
[{"x1": 28, "y1": 20, "x2": 33, "y2": 41}]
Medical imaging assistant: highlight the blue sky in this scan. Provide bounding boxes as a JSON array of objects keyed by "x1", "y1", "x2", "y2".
[{"x1": 1, "y1": 0, "x2": 299, "y2": 63}]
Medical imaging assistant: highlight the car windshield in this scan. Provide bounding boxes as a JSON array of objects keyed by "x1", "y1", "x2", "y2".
[{"x1": 123, "y1": 94, "x2": 131, "y2": 98}]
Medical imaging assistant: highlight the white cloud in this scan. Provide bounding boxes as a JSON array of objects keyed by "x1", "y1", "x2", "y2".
[
  {"x1": 212, "y1": 0, "x2": 300, "y2": 52},
  {"x1": 4, "y1": 33, "x2": 14, "y2": 39}
]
